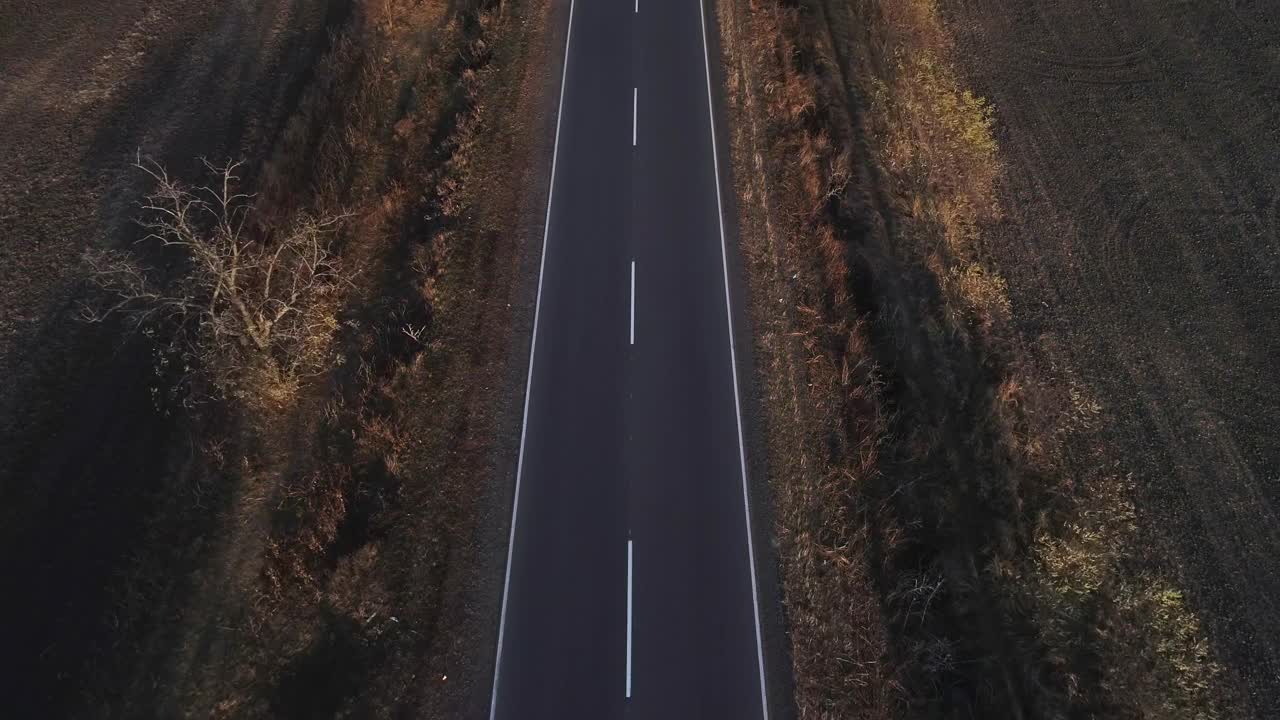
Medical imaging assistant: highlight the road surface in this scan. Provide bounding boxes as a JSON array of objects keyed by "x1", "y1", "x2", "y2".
[{"x1": 489, "y1": 0, "x2": 769, "y2": 716}]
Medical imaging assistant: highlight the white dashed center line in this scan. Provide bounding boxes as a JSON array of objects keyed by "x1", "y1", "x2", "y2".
[{"x1": 626, "y1": 538, "x2": 634, "y2": 698}]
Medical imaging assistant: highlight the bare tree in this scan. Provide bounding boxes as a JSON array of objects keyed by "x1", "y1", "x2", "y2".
[{"x1": 82, "y1": 157, "x2": 350, "y2": 404}]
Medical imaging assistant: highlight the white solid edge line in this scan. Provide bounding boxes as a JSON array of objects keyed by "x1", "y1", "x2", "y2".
[
  {"x1": 697, "y1": 0, "x2": 770, "y2": 717},
  {"x1": 488, "y1": 0, "x2": 576, "y2": 716},
  {"x1": 630, "y1": 260, "x2": 636, "y2": 345},
  {"x1": 633, "y1": 87, "x2": 638, "y2": 147},
  {"x1": 626, "y1": 539, "x2": 634, "y2": 698}
]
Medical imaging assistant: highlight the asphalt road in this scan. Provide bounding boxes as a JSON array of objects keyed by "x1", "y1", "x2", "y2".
[{"x1": 488, "y1": 0, "x2": 769, "y2": 716}]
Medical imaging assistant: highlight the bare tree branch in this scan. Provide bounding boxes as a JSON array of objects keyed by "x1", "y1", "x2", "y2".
[{"x1": 82, "y1": 158, "x2": 350, "y2": 403}]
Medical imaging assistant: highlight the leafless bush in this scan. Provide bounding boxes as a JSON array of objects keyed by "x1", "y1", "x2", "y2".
[{"x1": 82, "y1": 158, "x2": 351, "y2": 405}]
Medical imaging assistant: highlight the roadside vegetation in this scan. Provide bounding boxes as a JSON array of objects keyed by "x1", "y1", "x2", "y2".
[
  {"x1": 2, "y1": 0, "x2": 553, "y2": 715},
  {"x1": 718, "y1": 0, "x2": 1235, "y2": 716},
  {"x1": 83, "y1": 159, "x2": 349, "y2": 407}
]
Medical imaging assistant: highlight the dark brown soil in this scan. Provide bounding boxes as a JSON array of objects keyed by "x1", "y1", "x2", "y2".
[
  {"x1": 0, "y1": 0, "x2": 554, "y2": 716},
  {"x1": 942, "y1": 1, "x2": 1280, "y2": 715},
  {"x1": 0, "y1": 2, "x2": 343, "y2": 714}
]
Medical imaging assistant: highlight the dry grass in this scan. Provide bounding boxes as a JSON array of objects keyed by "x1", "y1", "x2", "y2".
[
  {"x1": 39, "y1": 0, "x2": 554, "y2": 715},
  {"x1": 720, "y1": 0, "x2": 897, "y2": 716},
  {"x1": 189, "y1": 0, "x2": 559, "y2": 714},
  {"x1": 719, "y1": 0, "x2": 1230, "y2": 716},
  {"x1": 1024, "y1": 471, "x2": 1226, "y2": 719},
  {"x1": 189, "y1": 0, "x2": 517, "y2": 714}
]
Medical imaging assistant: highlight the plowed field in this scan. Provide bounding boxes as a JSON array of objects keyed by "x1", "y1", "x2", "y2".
[{"x1": 946, "y1": 1, "x2": 1280, "y2": 713}]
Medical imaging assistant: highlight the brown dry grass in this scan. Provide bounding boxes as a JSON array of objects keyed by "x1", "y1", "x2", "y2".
[
  {"x1": 718, "y1": 0, "x2": 1233, "y2": 716},
  {"x1": 720, "y1": 0, "x2": 897, "y2": 715},
  {"x1": 10, "y1": 0, "x2": 555, "y2": 715},
  {"x1": 169, "y1": 0, "x2": 553, "y2": 715}
]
